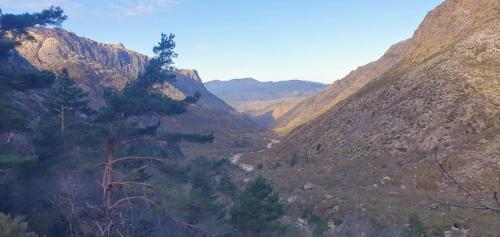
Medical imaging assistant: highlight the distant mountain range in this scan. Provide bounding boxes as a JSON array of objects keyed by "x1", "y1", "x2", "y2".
[{"x1": 205, "y1": 78, "x2": 327, "y2": 127}]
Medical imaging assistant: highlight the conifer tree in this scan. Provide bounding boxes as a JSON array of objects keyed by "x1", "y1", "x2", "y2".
[
  {"x1": 231, "y1": 177, "x2": 284, "y2": 236},
  {"x1": 0, "y1": 6, "x2": 67, "y2": 134},
  {"x1": 94, "y1": 33, "x2": 213, "y2": 236},
  {"x1": 51, "y1": 68, "x2": 91, "y2": 133},
  {"x1": 0, "y1": 6, "x2": 67, "y2": 58},
  {"x1": 0, "y1": 7, "x2": 66, "y2": 149}
]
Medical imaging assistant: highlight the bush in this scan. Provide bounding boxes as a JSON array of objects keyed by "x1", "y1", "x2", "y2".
[
  {"x1": 0, "y1": 213, "x2": 37, "y2": 237},
  {"x1": 217, "y1": 173, "x2": 237, "y2": 196},
  {"x1": 304, "y1": 211, "x2": 329, "y2": 236},
  {"x1": 404, "y1": 214, "x2": 428, "y2": 237},
  {"x1": 289, "y1": 154, "x2": 300, "y2": 166},
  {"x1": 231, "y1": 177, "x2": 284, "y2": 235}
]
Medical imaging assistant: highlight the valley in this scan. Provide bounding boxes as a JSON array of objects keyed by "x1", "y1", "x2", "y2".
[
  {"x1": 205, "y1": 78, "x2": 327, "y2": 128},
  {"x1": 0, "y1": 0, "x2": 499, "y2": 236}
]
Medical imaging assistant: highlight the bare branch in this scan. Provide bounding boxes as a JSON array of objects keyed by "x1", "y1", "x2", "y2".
[
  {"x1": 129, "y1": 164, "x2": 148, "y2": 174},
  {"x1": 86, "y1": 202, "x2": 104, "y2": 214},
  {"x1": 110, "y1": 196, "x2": 158, "y2": 210},
  {"x1": 111, "y1": 156, "x2": 166, "y2": 165},
  {"x1": 96, "y1": 180, "x2": 105, "y2": 189},
  {"x1": 436, "y1": 155, "x2": 484, "y2": 201},
  {"x1": 111, "y1": 181, "x2": 154, "y2": 188},
  {"x1": 433, "y1": 153, "x2": 500, "y2": 212},
  {"x1": 95, "y1": 221, "x2": 105, "y2": 234},
  {"x1": 435, "y1": 200, "x2": 493, "y2": 210},
  {"x1": 494, "y1": 192, "x2": 500, "y2": 207}
]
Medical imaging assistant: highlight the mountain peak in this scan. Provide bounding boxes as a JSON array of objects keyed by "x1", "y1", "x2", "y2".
[{"x1": 177, "y1": 69, "x2": 202, "y2": 83}]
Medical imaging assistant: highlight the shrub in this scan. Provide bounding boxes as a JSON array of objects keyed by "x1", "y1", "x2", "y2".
[
  {"x1": 404, "y1": 214, "x2": 428, "y2": 237},
  {"x1": 217, "y1": 173, "x2": 237, "y2": 196},
  {"x1": 304, "y1": 211, "x2": 329, "y2": 236},
  {"x1": 289, "y1": 154, "x2": 300, "y2": 166},
  {"x1": 231, "y1": 177, "x2": 284, "y2": 235},
  {"x1": 0, "y1": 213, "x2": 37, "y2": 237}
]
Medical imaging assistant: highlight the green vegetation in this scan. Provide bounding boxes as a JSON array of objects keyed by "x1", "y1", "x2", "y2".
[
  {"x1": 304, "y1": 211, "x2": 329, "y2": 236},
  {"x1": 231, "y1": 177, "x2": 285, "y2": 235},
  {"x1": 404, "y1": 214, "x2": 428, "y2": 237},
  {"x1": 289, "y1": 154, "x2": 300, "y2": 166},
  {"x1": 0, "y1": 6, "x2": 65, "y2": 156},
  {"x1": 0, "y1": 6, "x2": 295, "y2": 237},
  {"x1": 0, "y1": 213, "x2": 37, "y2": 237},
  {"x1": 49, "y1": 69, "x2": 91, "y2": 133},
  {"x1": 0, "y1": 154, "x2": 37, "y2": 168},
  {"x1": 0, "y1": 6, "x2": 66, "y2": 58}
]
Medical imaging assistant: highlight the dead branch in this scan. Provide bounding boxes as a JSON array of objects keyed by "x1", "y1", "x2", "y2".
[
  {"x1": 129, "y1": 164, "x2": 148, "y2": 174},
  {"x1": 433, "y1": 152, "x2": 500, "y2": 213},
  {"x1": 494, "y1": 192, "x2": 500, "y2": 207},
  {"x1": 110, "y1": 181, "x2": 154, "y2": 188},
  {"x1": 110, "y1": 196, "x2": 158, "y2": 210},
  {"x1": 111, "y1": 156, "x2": 167, "y2": 165}
]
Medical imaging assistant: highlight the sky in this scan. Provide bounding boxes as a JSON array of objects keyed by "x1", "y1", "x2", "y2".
[{"x1": 1, "y1": 0, "x2": 444, "y2": 83}]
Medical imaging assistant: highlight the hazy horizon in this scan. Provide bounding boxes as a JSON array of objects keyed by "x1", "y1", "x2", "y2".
[{"x1": 1, "y1": 0, "x2": 444, "y2": 83}]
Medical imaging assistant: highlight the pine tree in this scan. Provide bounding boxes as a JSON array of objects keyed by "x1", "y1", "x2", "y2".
[
  {"x1": 231, "y1": 177, "x2": 284, "y2": 236},
  {"x1": 0, "y1": 6, "x2": 67, "y2": 58},
  {"x1": 94, "y1": 33, "x2": 213, "y2": 236},
  {"x1": 51, "y1": 68, "x2": 91, "y2": 133},
  {"x1": 0, "y1": 7, "x2": 66, "y2": 158},
  {"x1": 0, "y1": 6, "x2": 67, "y2": 134}
]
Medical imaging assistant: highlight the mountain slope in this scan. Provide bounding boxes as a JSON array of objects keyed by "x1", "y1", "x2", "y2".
[
  {"x1": 15, "y1": 27, "x2": 265, "y2": 156},
  {"x1": 274, "y1": 39, "x2": 413, "y2": 134},
  {"x1": 205, "y1": 78, "x2": 327, "y2": 127},
  {"x1": 243, "y1": 0, "x2": 500, "y2": 234}
]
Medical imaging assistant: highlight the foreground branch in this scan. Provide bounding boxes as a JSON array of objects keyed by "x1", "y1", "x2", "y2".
[{"x1": 433, "y1": 152, "x2": 500, "y2": 213}]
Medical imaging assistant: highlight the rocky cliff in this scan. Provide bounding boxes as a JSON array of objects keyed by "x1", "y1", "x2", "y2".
[
  {"x1": 15, "y1": 27, "x2": 265, "y2": 156},
  {"x1": 243, "y1": 0, "x2": 500, "y2": 235}
]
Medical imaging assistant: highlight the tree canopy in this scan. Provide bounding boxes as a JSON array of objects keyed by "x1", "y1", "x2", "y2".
[
  {"x1": 231, "y1": 177, "x2": 284, "y2": 235},
  {"x1": 0, "y1": 6, "x2": 67, "y2": 58}
]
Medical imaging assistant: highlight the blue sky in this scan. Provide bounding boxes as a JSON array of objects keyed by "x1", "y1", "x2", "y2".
[{"x1": 1, "y1": 0, "x2": 444, "y2": 83}]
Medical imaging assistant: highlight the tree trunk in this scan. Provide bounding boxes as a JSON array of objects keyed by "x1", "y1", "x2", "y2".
[
  {"x1": 60, "y1": 104, "x2": 65, "y2": 133},
  {"x1": 5, "y1": 131, "x2": 13, "y2": 143},
  {"x1": 103, "y1": 138, "x2": 115, "y2": 237}
]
